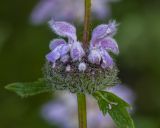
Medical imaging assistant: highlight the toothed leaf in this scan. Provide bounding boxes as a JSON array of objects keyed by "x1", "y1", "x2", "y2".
[
  {"x1": 5, "y1": 78, "x2": 52, "y2": 97},
  {"x1": 93, "y1": 91, "x2": 135, "y2": 128}
]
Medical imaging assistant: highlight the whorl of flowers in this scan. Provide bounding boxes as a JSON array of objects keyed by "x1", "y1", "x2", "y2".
[{"x1": 44, "y1": 19, "x2": 119, "y2": 93}]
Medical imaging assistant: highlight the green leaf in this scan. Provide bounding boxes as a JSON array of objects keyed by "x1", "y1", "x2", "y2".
[
  {"x1": 5, "y1": 78, "x2": 53, "y2": 97},
  {"x1": 93, "y1": 91, "x2": 135, "y2": 128}
]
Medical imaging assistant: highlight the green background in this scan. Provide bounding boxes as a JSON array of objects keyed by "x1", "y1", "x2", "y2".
[{"x1": 0, "y1": 0, "x2": 160, "y2": 127}]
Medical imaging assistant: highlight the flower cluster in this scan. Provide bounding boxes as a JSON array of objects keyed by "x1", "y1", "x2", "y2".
[
  {"x1": 30, "y1": 0, "x2": 118, "y2": 25},
  {"x1": 46, "y1": 19, "x2": 119, "y2": 71},
  {"x1": 44, "y1": 19, "x2": 119, "y2": 93}
]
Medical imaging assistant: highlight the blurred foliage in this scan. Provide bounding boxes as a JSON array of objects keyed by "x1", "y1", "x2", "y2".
[{"x1": 0, "y1": 0, "x2": 160, "y2": 128}]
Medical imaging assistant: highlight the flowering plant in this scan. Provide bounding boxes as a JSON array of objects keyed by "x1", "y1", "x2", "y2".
[
  {"x1": 43, "y1": 19, "x2": 119, "y2": 94},
  {"x1": 5, "y1": 0, "x2": 135, "y2": 128}
]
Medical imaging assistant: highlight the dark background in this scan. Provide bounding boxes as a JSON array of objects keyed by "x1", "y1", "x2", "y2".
[{"x1": 0, "y1": 0, "x2": 160, "y2": 127}]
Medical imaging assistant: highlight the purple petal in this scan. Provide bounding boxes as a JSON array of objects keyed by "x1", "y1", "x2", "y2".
[
  {"x1": 91, "y1": 20, "x2": 117, "y2": 41},
  {"x1": 49, "y1": 39, "x2": 66, "y2": 50},
  {"x1": 100, "y1": 49, "x2": 114, "y2": 69},
  {"x1": 59, "y1": 44, "x2": 70, "y2": 56},
  {"x1": 49, "y1": 20, "x2": 77, "y2": 40},
  {"x1": 99, "y1": 37, "x2": 119, "y2": 54},
  {"x1": 70, "y1": 42, "x2": 85, "y2": 61},
  {"x1": 45, "y1": 50, "x2": 60, "y2": 63},
  {"x1": 92, "y1": 24, "x2": 108, "y2": 40},
  {"x1": 88, "y1": 49, "x2": 101, "y2": 64}
]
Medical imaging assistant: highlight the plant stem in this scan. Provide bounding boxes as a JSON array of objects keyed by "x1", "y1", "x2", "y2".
[
  {"x1": 83, "y1": 0, "x2": 91, "y2": 49},
  {"x1": 77, "y1": 0, "x2": 91, "y2": 128},
  {"x1": 77, "y1": 93, "x2": 87, "y2": 128}
]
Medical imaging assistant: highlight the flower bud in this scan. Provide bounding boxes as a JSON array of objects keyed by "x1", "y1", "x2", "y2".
[
  {"x1": 65, "y1": 65, "x2": 71, "y2": 72},
  {"x1": 78, "y1": 62, "x2": 87, "y2": 72}
]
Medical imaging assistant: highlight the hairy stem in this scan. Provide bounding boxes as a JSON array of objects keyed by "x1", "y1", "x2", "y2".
[
  {"x1": 83, "y1": 0, "x2": 91, "y2": 49},
  {"x1": 77, "y1": 0, "x2": 91, "y2": 127},
  {"x1": 77, "y1": 93, "x2": 87, "y2": 128}
]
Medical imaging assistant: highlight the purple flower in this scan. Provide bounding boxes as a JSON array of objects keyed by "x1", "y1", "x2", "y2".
[
  {"x1": 70, "y1": 41, "x2": 85, "y2": 61},
  {"x1": 46, "y1": 20, "x2": 119, "y2": 70},
  {"x1": 46, "y1": 39, "x2": 69, "y2": 63},
  {"x1": 30, "y1": 0, "x2": 118, "y2": 25},
  {"x1": 46, "y1": 20, "x2": 85, "y2": 64},
  {"x1": 88, "y1": 20, "x2": 119, "y2": 69}
]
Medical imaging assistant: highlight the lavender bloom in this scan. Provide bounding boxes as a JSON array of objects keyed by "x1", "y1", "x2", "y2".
[
  {"x1": 46, "y1": 20, "x2": 119, "y2": 70},
  {"x1": 70, "y1": 41, "x2": 85, "y2": 61},
  {"x1": 46, "y1": 40, "x2": 69, "y2": 63},
  {"x1": 88, "y1": 21, "x2": 119, "y2": 69},
  {"x1": 41, "y1": 85, "x2": 135, "y2": 128},
  {"x1": 46, "y1": 20, "x2": 85, "y2": 64},
  {"x1": 30, "y1": 0, "x2": 118, "y2": 25}
]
